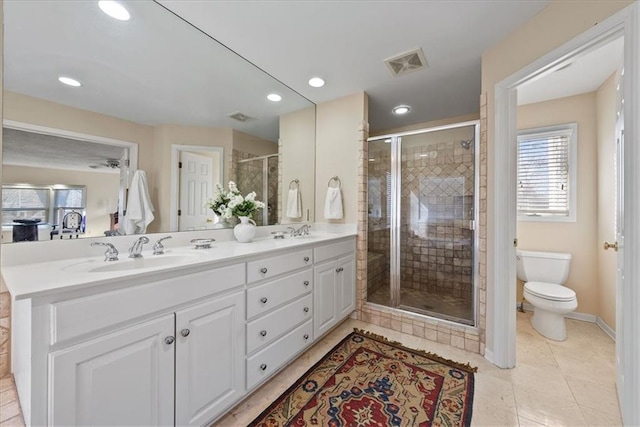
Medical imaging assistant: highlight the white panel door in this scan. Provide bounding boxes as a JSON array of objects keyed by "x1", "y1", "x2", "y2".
[
  {"x1": 337, "y1": 255, "x2": 356, "y2": 319},
  {"x1": 179, "y1": 151, "x2": 214, "y2": 231},
  {"x1": 175, "y1": 291, "x2": 245, "y2": 426},
  {"x1": 314, "y1": 260, "x2": 338, "y2": 337},
  {"x1": 49, "y1": 315, "x2": 175, "y2": 426}
]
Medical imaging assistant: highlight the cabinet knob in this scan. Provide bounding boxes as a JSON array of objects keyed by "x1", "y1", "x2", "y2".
[
  {"x1": 260, "y1": 363, "x2": 267, "y2": 371},
  {"x1": 180, "y1": 329, "x2": 190, "y2": 337},
  {"x1": 336, "y1": 267, "x2": 343, "y2": 273},
  {"x1": 303, "y1": 307, "x2": 310, "y2": 313},
  {"x1": 304, "y1": 256, "x2": 310, "y2": 262},
  {"x1": 260, "y1": 297, "x2": 268, "y2": 304},
  {"x1": 304, "y1": 280, "x2": 310, "y2": 286},
  {"x1": 303, "y1": 334, "x2": 309, "y2": 340},
  {"x1": 164, "y1": 336, "x2": 175, "y2": 345},
  {"x1": 260, "y1": 267, "x2": 268, "y2": 274},
  {"x1": 260, "y1": 330, "x2": 267, "y2": 337}
]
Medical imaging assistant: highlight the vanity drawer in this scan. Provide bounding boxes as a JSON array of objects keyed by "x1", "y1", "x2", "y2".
[
  {"x1": 50, "y1": 263, "x2": 245, "y2": 345},
  {"x1": 246, "y1": 319, "x2": 313, "y2": 391},
  {"x1": 247, "y1": 249, "x2": 313, "y2": 283},
  {"x1": 314, "y1": 238, "x2": 356, "y2": 264},
  {"x1": 246, "y1": 269, "x2": 312, "y2": 319},
  {"x1": 246, "y1": 294, "x2": 312, "y2": 354}
]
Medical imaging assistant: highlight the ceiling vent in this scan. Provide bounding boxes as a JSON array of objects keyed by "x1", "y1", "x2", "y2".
[
  {"x1": 384, "y1": 48, "x2": 428, "y2": 77},
  {"x1": 228, "y1": 112, "x2": 256, "y2": 123}
]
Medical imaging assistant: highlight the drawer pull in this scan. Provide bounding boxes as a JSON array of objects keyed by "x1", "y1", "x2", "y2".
[
  {"x1": 260, "y1": 363, "x2": 267, "y2": 371},
  {"x1": 304, "y1": 280, "x2": 310, "y2": 286},
  {"x1": 180, "y1": 329, "x2": 190, "y2": 338},
  {"x1": 260, "y1": 330, "x2": 267, "y2": 337},
  {"x1": 303, "y1": 307, "x2": 310, "y2": 313},
  {"x1": 164, "y1": 336, "x2": 175, "y2": 345},
  {"x1": 336, "y1": 267, "x2": 344, "y2": 273},
  {"x1": 303, "y1": 334, "x2": 309, "y2": 340},
  {"x1": 260, "y1": 297, "x2": 268, "y2": 304},
  {"x1": 304, "y1": 256, "x2": 310, "y2": 262},
  {"x1": 260, "y1": 267, "x2": 268, "y2": 274}
]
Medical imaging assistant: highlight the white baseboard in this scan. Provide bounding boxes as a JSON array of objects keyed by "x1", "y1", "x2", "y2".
[
  {"x1": 596, "y1": 317, "x2": 616, "y2": 341},
  {"x1": 518, "y1": 302, "x2": 597, "y2": 323}
]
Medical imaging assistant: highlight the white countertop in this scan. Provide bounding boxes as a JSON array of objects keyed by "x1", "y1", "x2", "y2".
[{"x1": 2, "y1": 231, "x2": 355, "y2": 301}]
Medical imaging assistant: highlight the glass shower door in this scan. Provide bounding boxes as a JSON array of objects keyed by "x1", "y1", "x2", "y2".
[{"x1": 399, "y1": 127, "x2": 476, "y2": 324}]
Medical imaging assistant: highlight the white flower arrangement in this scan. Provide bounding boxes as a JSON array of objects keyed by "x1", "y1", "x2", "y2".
[{"x1": 206, "y1": 181, "x2": 265, "y2": 219}]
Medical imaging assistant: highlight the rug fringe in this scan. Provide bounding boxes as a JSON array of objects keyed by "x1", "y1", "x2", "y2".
[{"x1": 353, "y1": 328, "x2": 478, "y2": 373}]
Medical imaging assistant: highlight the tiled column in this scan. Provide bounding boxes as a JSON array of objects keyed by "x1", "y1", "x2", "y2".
[
  {"x1": 354, "y1": 120, "x2": 370, "y2": 320},
  {"x1": 478, "y1": 93, "x2": 488, "y2": 355},
  {"x1": 0, "y1": 290, "x2": 10, "y2": 378}
]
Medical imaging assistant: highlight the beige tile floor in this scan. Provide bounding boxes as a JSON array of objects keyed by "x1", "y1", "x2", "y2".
[
  {"x1": 0, "y1": 311, "x2": 620, "y2": 427},
  {"x1": 217, "y1": 312, "x2": 621, "y2": 426}
]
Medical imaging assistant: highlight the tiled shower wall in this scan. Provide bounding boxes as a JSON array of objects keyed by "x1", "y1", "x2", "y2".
[
  {"x1": 232, "y1": 150, "x2": 279, "y2": 226},
  {"x1": 400, "y1": 141, "x2": 474, "y2": 300}
]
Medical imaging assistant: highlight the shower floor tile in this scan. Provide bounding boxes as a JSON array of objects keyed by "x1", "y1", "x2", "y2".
[{"x1": 367, "y1": 286, "x2": 473, "y2": 323}]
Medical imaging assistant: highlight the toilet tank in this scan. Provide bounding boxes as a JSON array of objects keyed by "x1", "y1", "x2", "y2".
[{"x1": 516, "y1": 250, "x2": 572, "y2": 284}]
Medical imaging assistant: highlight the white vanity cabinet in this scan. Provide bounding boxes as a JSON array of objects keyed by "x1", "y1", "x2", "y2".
[
  {"x1": 313, "y1": 240, "x2": 356, "y2": 338},
  {"x1": 7, "y1": 234, "x2": 357, "y2": 426},
  {"x1": 49, "y1": 314, "x2": 176, "y2": 426}
]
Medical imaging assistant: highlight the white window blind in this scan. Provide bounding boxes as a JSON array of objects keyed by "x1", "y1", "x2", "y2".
[{"x1": 517, "y1": 124, "x2": 577, "y2": 221}]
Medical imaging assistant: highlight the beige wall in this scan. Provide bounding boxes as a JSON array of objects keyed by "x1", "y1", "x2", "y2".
[
  {"x1": 596, "y1": 73, "x2": 618, "y2": 328},
  {"x1": 232, "y1": 130, "x2": 277, "y2": 156},
  {"x1": 481, "y1": 0, "x2": 632, "y2": 350},
  {"x1": 315, "y1": 92, "x2": 368, "y2": 223},
  {"x1": 2, "y1": 165, "x2": 119, "y2": 240},
  {"x1": 152, "y1": 125, "x2": 233, "y2": 232},
  {"x1": 516, "y1": 93, "x2": 599, "y2": 315},
  {"x1": 280, "y1": 106, "x2": 316, "y2": 223},
  {"x1": 371, "y1": 112, "x2": 479, "y2": 137}
]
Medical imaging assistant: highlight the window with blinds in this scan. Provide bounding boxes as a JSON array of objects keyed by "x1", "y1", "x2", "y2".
[{"x1": 517, "y1": 123, "x2": 577, "y2": 222}]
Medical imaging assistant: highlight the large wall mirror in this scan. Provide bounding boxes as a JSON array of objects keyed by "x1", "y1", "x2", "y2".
[{"x1": 1, "y1": 1, "x2": 316, "y2": 243}]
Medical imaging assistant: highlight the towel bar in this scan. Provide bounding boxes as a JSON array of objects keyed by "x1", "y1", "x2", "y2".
[
  {"x1": 289, "y1": 179, "x2": 300, "y2": 190},
  {"x1": 328, "y1": 176, "x2": 341, "y2": 188}
]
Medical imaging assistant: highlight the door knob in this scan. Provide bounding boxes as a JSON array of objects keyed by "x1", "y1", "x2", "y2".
[{"x1": 603, "y1": 241, "x2": 618, "y2": 251}]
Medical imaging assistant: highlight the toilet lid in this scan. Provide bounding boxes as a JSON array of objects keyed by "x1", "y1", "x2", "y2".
[{"x1": 524, "y1": 281, "x2": 576, "y2": 301}]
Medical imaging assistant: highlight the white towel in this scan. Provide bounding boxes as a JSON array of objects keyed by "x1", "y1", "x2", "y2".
[
  {"x1": 286, "y1": 188, "x2": 302, "y2": 218},
  {"x1": 123, "y1": 170, "x2": 155, "y2": 235},
  {"x1": 324, "y1": 187, "x2": 343, "y2": 219}
]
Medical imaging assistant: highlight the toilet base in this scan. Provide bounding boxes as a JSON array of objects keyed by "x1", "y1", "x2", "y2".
[{"x1": 531, "y1": 308, "x2": 567, "y2": 341}]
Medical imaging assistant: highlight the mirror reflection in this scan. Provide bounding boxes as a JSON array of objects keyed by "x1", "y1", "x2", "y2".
[{"x1": 2, "y1": 0, "x2": 316, "y2": 243}]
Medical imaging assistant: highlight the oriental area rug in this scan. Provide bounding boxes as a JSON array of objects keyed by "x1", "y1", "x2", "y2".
[{"x1": 248, "y1": 329, "x2": 476, "y2": 427}]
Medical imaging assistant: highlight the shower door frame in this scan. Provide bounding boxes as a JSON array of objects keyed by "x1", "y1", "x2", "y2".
[
  {"x1": 368, "y1": 120, "x2": 480, "y2": 326},
  {"x1": 236, "y1": 153, "x2": 279, "y2": 226}
]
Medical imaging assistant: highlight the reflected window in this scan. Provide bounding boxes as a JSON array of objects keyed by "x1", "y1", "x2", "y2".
[{"x1": 2, "y1": 185, "x2": 86, "y2": 227}]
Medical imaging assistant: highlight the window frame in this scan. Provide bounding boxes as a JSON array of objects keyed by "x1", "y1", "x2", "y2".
[
  {"x1": 516, "y1": 123, "x2": 578, "y2": 223},
  {"x1": 2, "y1": 184, "x2": 87, "y2": 229}
]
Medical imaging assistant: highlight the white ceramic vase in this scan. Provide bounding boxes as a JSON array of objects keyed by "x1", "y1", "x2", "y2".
[{"x1": 233, "y1": 216, "x2": 257, "y2": 243}]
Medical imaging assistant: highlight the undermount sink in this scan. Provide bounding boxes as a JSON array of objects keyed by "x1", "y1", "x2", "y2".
[{"x1": 62, "y1": 253, "x2": 201, "y2": 274}]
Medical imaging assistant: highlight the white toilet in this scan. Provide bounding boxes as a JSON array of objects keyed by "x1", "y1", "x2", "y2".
[{"x1": 516, "y1": 250, "x2": 578, "y2": 341}]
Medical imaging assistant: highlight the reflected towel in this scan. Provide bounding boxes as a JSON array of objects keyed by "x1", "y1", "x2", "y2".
[
  {"x1": 123, "y1": 170, "x2": 155, "y2": 235},
  {"x1": 286, "y1": 188, "x2": 302, "y2": 218},
  {"x1": 324, "y1": 187, "x2": 343, "y2": 219}
]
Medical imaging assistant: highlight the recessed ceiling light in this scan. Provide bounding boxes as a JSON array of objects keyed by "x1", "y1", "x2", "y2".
[
  {"x1": 98, "y1": 1, "x2": 130, "y2": 21},
  {"x1": 58, "y1": 76, "x2": 82, "y2": 87},
  {"x1": 308, "y1": 77, "x2": 325, "y2": 88},
  {"x1": 393, "y1": 105, "x2": 411, "y2": 115},
  {"x1": 267, "y1": 93, "x2": 282, "y2": 102}
]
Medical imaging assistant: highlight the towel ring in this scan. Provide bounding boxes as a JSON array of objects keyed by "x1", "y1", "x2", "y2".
[
  {"x1": 289, "y1": 179, "x2": 299, "y2": 190},
  {"x1": 328, "y1": 176, "x2": 341, "y2": 188}
]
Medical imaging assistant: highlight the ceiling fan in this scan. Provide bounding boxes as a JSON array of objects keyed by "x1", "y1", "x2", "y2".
[{"x1": 88, "y1": 159, "x2": 120, "y2": 169}]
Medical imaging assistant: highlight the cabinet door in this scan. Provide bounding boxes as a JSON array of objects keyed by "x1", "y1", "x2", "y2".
[
  {"x1": 314, "y1": 260, "x2": 338, "y2": 337},
  {"x1": 175, "y1": 291, "x2": 245, "y2": 426},
  {"x1": 49, "y1": 315, "x2": 175, "y2": 426},
  {"x1": 337, "y1": 254, "x2": 356, "y2": 319}
]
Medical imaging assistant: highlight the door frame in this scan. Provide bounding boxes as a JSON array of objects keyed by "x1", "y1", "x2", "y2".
[
  {"x1": 490, "y1": 3, "x2": 639, "y2": 425},
  {"x1": 169, "y1": 144, "x2": 224, "y2": 232}
]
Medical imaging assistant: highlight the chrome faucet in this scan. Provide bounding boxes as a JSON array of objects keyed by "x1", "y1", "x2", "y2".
[
  {"x1": 128, "y1": 236, "x2": 149, "y2": 258},
  {"x1": 287, "y1": 224, "x2": 312, "y2": 237},
  {"x1": 91, "y1": 242, "x2": 119, "y2": 262},
  {"x1": 153, "y1": 236, "x2": 172, "y2": 255}
]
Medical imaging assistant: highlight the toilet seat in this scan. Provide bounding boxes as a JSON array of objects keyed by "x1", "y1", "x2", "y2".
[{"x1": 524, "y1": 281, "x2": 576, "y2": 302}]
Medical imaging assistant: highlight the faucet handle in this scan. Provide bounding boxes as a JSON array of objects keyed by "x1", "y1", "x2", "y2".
[
  {"x1": 128, "y1": 236, "x2": 150, "y2": 258},
  {"x1": 153, "y1": 236, "x2": 172, "y2": 255},
  {"x1": 91, "y1": 242, "x2": 119, "y2": 262}
]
